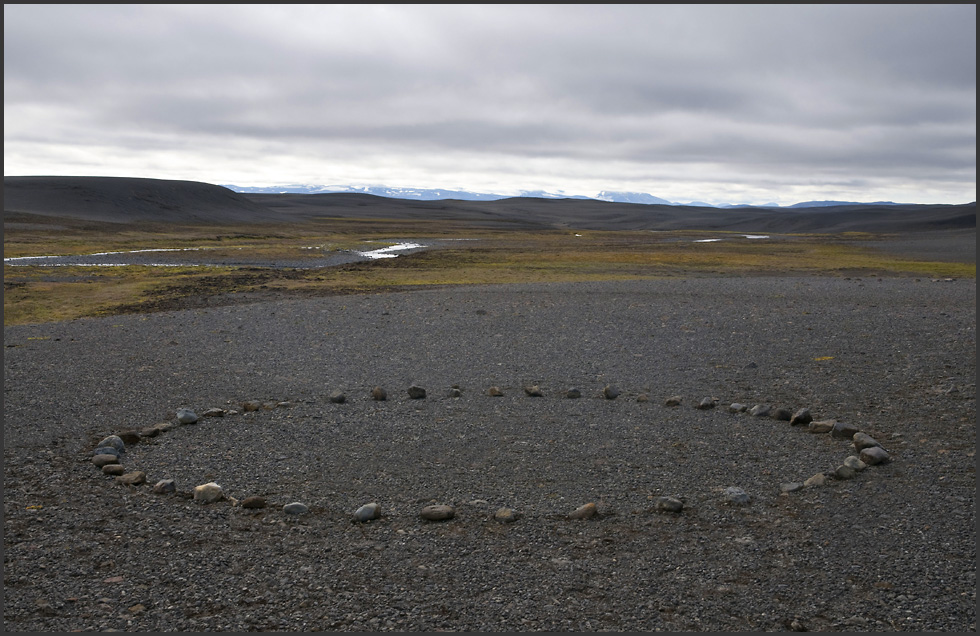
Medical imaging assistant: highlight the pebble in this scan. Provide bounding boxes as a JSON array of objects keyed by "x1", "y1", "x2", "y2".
[
  {"x1": 804, "y1": 473, "x2": 828, "y2": 487},
  {"x1": 859, "y1": 446, "x2": 890, "y2": 465},
  {"x1": 568, "y1": 502, "x2": 597, "y2": 520},
  {"x1": 102, "y1": 464, "x2": 126, "y2": 476},
  {"x1": 834, "y1": 465, "x2": 858, "y2": 480},
  {"x1": 772, "y1": 407, "x2": 793, "y2": 421},
  {"x1": 98, "y1": 435, "x2": 125, "y2": 453},
  {"x1": 283, "y1": 502, "x2": 309, "y2": 515},
  {"x1": 354, "y1": 502, "x2": 381, "y2": 522},
  {"x1": 808, "y1": 419, "x2": 836, "y2": 434},
  {"x1": 117, "y1": 431, "x2": 140, "y2": 445},
  {"x1": 729, "y1": 403, "x2": 748, "y2": 413},
  {"x1": 407, "y1": 386, "x2": 427, "y2": 399},
  {"x1": 780, "y1": 482, "x2": 804, "y2": 493},
  {"x1": 193, "y1": 482, "x2": 224, "y2": 503},
  {"x1": 488, "y1": 386, "x2": 504, "y2": 397},
  {"x1": 664, "y1": 395, "x2": 683, "y2": 407},
  {"x1": 92, "y1": 454, "x2": 120, "y2": 468},
  {"x1": 749, "y1": 404, "x2": 771, "y2": 417},
  {"x1": 115, "y1": 471, "x2": 146, "y2": 486},
  {"x1": 448, "y1": 387, "x2": 463, "y2": 398},
  {"x1": 494, "y1": 507, "x2": 519, "y2": 523},
  {"x1": 152, "y1": 479, "x2": 176, "y2": 494},
  {"x1": 566, "y1": 388, "x2": 582, "y2": 399},
  {"x1": 831, "y1": 421, "x2": 861, "y2": 439},
  {"x1": 175, "y1": 408, "x2": 198, "y2": 425},
  {"x1": 328, "y1": 390, "x2": 346, "y2": 404},
  {"x1": 524, "y1": 385, "x2": 543, "y2": 397},
  {"x1": 419, "y1": 504, "x2": 455, "y2": 521},
  {"x1": 653, "y1": 496, "x2": 684, "y2": 513},
  {"x1": 603, "y1": 385, "x2": 621, "y2": 400},
  {"x1": 201, "y1": 407, "x2": 226, "y2": 417},
  {"x1": 852, "y1": 432, "x2": 882, "y2": 451},
  {"x1": 241, "y1": 496, "x2": 267, "y2": 509},
  {"x1": 697, "y1": 397, "x2": 717, "y2": 410},
  {"x1": 371, "y1": 386, "x2": 387, "y2": 401},
  {"x1": 790, "y1": 408, "x2": 813, "y2": 426},
  {"x1": 724, "y1": 487, "x2": 751, "y2": 505},
  {"x1": 843, "y1": 455, "x2": 867, "y2": 471}
]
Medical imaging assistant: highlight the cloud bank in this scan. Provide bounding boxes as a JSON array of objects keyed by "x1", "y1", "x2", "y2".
[{"x1": 4, "y1": 4, "x2": 975, "y2": 204}]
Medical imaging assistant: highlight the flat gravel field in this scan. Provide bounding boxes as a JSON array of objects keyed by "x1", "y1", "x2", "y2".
[{"x1": 4, "y1": 276, "x2": 976, "y2": 632}]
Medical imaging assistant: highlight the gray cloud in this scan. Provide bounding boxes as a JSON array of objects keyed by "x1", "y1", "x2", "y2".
[{"x1": 4, "y1": 4, "x2": 975, "y2": 204}]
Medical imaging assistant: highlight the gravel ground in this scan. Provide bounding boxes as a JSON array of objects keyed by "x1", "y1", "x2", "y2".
[{"x1": 4, "y1": 276, "x2": 976, "y2": 632}]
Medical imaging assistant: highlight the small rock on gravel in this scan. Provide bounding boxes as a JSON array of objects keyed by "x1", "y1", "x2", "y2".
[
  {"x1": 859, "y1": 446, "x2": 890, "y2": 465},
  {"x1": 152, "y1": 479, "x2": 176, "y2": 494},
  {"x1": 115, "y1": 471, "x2": 146, "y2": 486},
  {"x1": 354, "y1": 502, "x2": 381, "y2": 522},
  {"x1": 653, "y1": 496, "x2": 684, "y2": 513},
  {"x1": 568, "y1": 502, "x2": 598, "y2": 520},
  {"x1": 176, "y1": 408, "x2": 198, "y2": 424},
  {"x1": 494, "y1": 507, "x2": 519, "y2": 523},
  {"x1": 283, "y1": 502, "x2": 309, "y2": 515},
  {"x1": 407, "y1": 385, "x2": 427, "y2": 399},
  {"x1": 193, "y1": 482, "x2": 224, "y2": 503},
  {"x1": 419, "y1": 504, "x2": 455, "y2": 521}
]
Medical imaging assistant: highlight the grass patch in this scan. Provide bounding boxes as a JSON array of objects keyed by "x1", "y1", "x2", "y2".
[{"x1": 4, "y1": 221, "x2": 974, "y2": 326}]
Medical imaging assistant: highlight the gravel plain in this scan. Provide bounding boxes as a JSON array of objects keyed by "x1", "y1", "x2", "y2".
[{"x1": 4, "y1": 276, "x2": 976, "y2": 632}]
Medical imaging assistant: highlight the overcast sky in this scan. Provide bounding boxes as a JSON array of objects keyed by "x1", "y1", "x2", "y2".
[{"x1": 4, "y1": 4, "x2": 976, "y2": 205}]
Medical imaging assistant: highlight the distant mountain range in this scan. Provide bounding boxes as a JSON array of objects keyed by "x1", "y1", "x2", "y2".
[{"x1": 221, "y1": 183, "x2": 903, "y2": 209}]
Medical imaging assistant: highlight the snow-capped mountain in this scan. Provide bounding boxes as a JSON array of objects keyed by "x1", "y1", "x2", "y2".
[{"x1": 222, "y1": 184, "x2": 906, "y2": 208}]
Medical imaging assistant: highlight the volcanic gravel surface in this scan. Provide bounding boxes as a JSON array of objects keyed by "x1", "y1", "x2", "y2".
[{"x1": 4, "y1": 277, "x2": 976, "y2": 632}]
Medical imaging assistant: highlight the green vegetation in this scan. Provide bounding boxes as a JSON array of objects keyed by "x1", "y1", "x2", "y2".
[{"x1": 4, "y1": 219, "x2": 974, "y2": 326}]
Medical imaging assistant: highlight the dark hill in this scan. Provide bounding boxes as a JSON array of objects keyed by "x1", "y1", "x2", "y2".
[
  {"x1": 4, "y1": 176, "x2": 975, "y2": 236},
  {"x1": 3, "y1": 176, "x2": 282, "y2": 225}
]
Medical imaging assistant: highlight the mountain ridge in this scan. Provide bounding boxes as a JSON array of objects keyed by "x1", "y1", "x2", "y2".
[{"x1": 221, "y1": 183, "x2": 925, "y2": 208}]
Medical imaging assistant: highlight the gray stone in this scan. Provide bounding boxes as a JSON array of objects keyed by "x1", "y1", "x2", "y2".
[
  {"x1": 729, "y1": 403, "x2": 748, "y2": 413},
  {"x1": 328, "y1": 390, "x2": 346, "y2": 404},
  {"x1": 117, "y1": 431, "x2": 141, "y2": 445},
  {"x1": 772, "y1": 407, "x2": 793, "y2": 421},
  {"x1": 697, "y1": 397, "x2": 717, "y2": 410},
  {"x1": 102, "y1": 464, "x2": 126, "y2": 476},
  {"x1": 115, "y1": 471, "x2": 146, "y2": 486},
  {"x1": 566, "y1": 388, "x2": 582, "y2": 399},
  {"x1": 407, "y1": 385, "x2": 427, "y2": 399},
  {"x1": 494, "y1": 507, "x2": 519, "y2": 523},
  {"x1": 524, "y1": 385, "x2": 544, "y2": 397},
  {"x1": 176, "y1": 408, "x2": 198, "y2": 425},
  {"x1": 853, "y1": 432, "x2": 882, "y2": 452},
  {"x1": 859, "y1": 446, "x2": 890, "y2": 466},
  {"x1": 664, "y1": 395, "x2": 683, "y2": 407},
  {"x1": 202, "y1": 407, "x2": 226, "y2": 417},
  {"x1": 420, "y1": 504, "x2": 455, "y2": 521},
  {"x1": 780, "y1": 482, "x2": 804, "y2": 494},
  {"x1": 193, "y1": 482, "x2": 224, "y2": 504},
  {"x1": 831, "y1": 421, "x2": 861, "y2": 439},
  {"x1": 725, "y1": 487, "x2": 751, "y2": 505},
  {"x1": 371, "y1": 386, "x2": 387, "y2": 401},
  {"x1": 139, "y1": 426, "x2": 161, "y2": 438},
  {"x1": 834, "y1": 465, "x2": 858, "y2": 480},
  {"x1": 92, "y1": 454, "x2": 120, "y2": 468},
  {"x1": 790, "y1": 408, "x2": 813, "y2": 426},
  {"x1": 93, "y1": 445, "x2": 121, "y2": 458},
  {"x1": 804, "y1": 473, "x2": 828, "y2": 488},
  {"x1": 98, "y1": 435, "x2": 125, "y2": 452},
  {"x1": 241, "y1": 496, "x2": 267, "y2": 509},
  {"x1": 242, "y1": 400, "x2": 262, "y2": 412},
  {"x1": 448, "y1": 387, "x2": 463, "y2": 398},
  {"x1": 568, "y1": 502, "x2": 598, "y2": 520},
  {"x1": 354, "y1": 502, "x2": 381, "y2": 522},
  {"x1": 653, "y1": 496, "x2": 684, "y2": 513},
  {"x1": 843, "y1": 455, "x2": 867, "y2": 471},
  {"x1": 283, "y1": 502, "x2": 309, "y2": 515},
  {"x1": 808, "y1": 419, "x2": 836, "y2": 434},
  {"x1": 636, "y1": 393, "x2": 649, "y2": 403},
  {"x1": 749, "y1": 404, "x2": 771, "y2": 417},
  {"x1": 488, "y1": 386, "x2": 504, "y2": 397},
  {"x1": 152, "y1": 479, "x2": 176, "y2": 494},
  {"x1": 603, "y1": 385, "x2": 621, "y2": 400}
]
